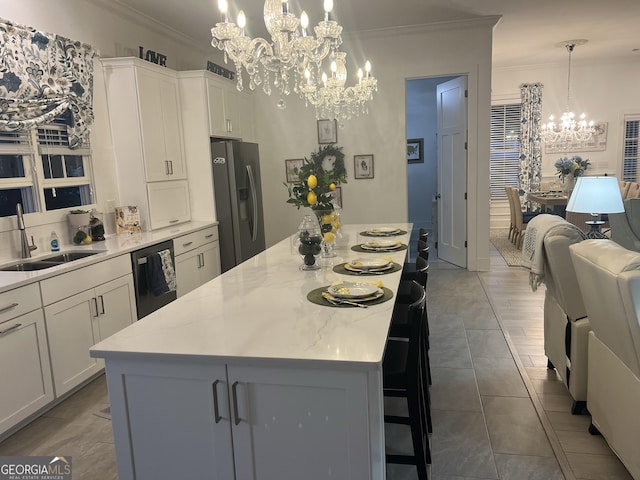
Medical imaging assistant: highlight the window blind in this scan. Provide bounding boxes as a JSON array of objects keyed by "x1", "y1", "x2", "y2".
[
  {"x1": 623, "y1": 116, "x2": 640, "y2": 182},
  {"x1": 490, "y1": 103, "x2": 521, "y2": 199}
]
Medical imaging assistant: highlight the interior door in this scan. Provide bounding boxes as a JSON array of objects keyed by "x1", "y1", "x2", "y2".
[{"x1": 437, "y1": 76, "x2": 468, "y2": 268}]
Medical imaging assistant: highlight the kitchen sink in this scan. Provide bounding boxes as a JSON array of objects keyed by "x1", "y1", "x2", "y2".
[{"x1": 0, "y1": 251, "x2": 104, "y2": 272}]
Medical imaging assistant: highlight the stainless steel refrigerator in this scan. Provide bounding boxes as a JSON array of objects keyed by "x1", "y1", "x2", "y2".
[{"x1": 211, "y1": 140, "x2": 266, "y2": 273}]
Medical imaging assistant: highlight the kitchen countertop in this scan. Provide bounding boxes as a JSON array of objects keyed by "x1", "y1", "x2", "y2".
[
  {"x1": 0, "y1": 220, "x2": 216, "y2": 293},
  {"x1": 90, "y1": 223, "x2": 412, "y2": 368}
]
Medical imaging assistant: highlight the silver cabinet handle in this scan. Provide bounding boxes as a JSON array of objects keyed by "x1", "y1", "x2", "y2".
[
  {"x1": 91, "y1": 297, "x2": 99, "y2": 317},
  {"x1": 168, "y1": 160, "x2": 174, "y2": 175},
  {"x1": 199, "y1": 252, "x2": 205, "y2": 268},
  {"x1": 169, "y1": 219, "x2": 180, "y2": 224},
  {"x1": 231, "y1": 381, "x2": 241, "y2": 425},
  {"x1": 0, "y1": 302, "x2": 18, "y2": 314},
  {"x1": 182, "y1": 241, "x2": 194, "y2": 247},
  {"x1": 212, "y1": 380, "x2": 222, "y2": 424},
  {"x1": 165, "y1": 160, "x2": 171, "y2": 175},
  {"x1": 204, "y1": 234, "x2": 214, "y2": 239},
  {"x1": 0, "y1": 323, "x2": 21, "y2": 336},
  {"x1": 98, "y1": 295, "x2": 105, "y2": 315}
]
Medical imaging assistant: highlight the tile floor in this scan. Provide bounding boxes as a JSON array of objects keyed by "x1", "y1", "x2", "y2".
[{"x1": 0, "y1": 239, "x2": 634, "y2": 480}]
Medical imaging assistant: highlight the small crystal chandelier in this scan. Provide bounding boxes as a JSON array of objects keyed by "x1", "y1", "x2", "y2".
[
  {"x1": 211, "y1": 0, "x2": 377, "y2": 118},
  {"x1": 541, "y1": 41, "x2": 596, "y2": 149},
  {"x1": 300, "y1": 51, "x2": 377, "y2": 120}
]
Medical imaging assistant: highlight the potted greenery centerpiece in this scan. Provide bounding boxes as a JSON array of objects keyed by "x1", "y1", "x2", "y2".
[{"x1": 285, "y1": 145, "x2": 347, "y2": 257}]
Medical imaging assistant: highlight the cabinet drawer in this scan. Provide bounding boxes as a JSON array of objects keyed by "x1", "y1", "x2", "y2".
[
  {"x1": 40, "y1": 255, "x2": 132, "y2": 306},
  {"x1": 174, "y1": 226, "x2": 218, "y2": 256},
  {"x1": 0, "y1": 283, "x2": 41, "y2": 323}
]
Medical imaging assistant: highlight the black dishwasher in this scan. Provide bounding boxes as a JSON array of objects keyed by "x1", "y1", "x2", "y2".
[{"x1": 130, "y1": 239, "x2": 177, "y2": 319}]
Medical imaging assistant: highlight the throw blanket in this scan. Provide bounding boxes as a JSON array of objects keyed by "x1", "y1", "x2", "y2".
[
  {"x1": 145, "y1": 249, "x2": 177, "y2": 296},
  {"x1": 521, "y1": 214, "x2": 585, "y2": 291}
]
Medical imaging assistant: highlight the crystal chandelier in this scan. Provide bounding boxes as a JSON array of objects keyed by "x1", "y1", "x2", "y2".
[
  {"x1": 300, "y1": 51, "x2": 377, "y2": 120},
  {"x1": 211, "y1": 0, "x2": 377, "y2": 118},
  {"x1": 541, "y1": 41, "x2": 596, "y2": 149}
]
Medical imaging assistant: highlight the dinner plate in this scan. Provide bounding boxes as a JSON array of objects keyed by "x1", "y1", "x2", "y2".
[
  {"x1": 348, "y1": 258, "x2": 391, "y2": 269},
  {"x1": 327, "y1": 282, "x2": 382, "y2": 299},
  {"x1": 344, "y1": 263, "x2": 393, "y2": 273},
  {"x1": 363, "y1": 239, "x2": 400, "y2": 248},
  {"x1": 367, "y1": 227, "x2": 401, "y2": 235}
]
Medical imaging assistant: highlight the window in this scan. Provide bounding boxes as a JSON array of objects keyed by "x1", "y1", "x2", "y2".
[
  {"x1": 0, "y1": 119, "x2": 95, "y2": 217},
  {"x1": 622, "y1": 116, "x2": 640, "y2": 182},
  {"x1": 0, "y1": 130, "x2": 36, "y2": 218},
  {"x1": 490, "y1": 103, "x2": 521, "y2": 199}
]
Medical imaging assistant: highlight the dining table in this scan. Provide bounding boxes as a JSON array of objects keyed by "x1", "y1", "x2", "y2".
[
  {"x1": 527, "y1": 191, "x2": 569, "y2": 216},
  {"x1": 90, "y1": 222, "x2": 413, "y2": 480}
]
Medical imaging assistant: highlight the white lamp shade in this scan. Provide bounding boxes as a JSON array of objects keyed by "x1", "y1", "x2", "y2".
[{"x1": 566, "y1": 176, "x2": 625, "y2": 214}]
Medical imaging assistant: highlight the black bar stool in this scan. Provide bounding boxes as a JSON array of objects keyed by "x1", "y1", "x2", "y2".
[{"x1": 383, "y1": 281, "x2": 430, "y2": 480}]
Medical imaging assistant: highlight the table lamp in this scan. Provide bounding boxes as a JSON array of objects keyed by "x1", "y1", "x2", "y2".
[{"x1": 566, "y1": 176, "x2": 624, "y2": 239}]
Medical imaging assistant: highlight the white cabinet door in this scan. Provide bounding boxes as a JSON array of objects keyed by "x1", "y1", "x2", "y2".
[
  {"x1": 45, "y1": 274, "x2": 137, "y2": 397},
  {"x1": 0, "y1": 309, "x2": 54, "y2": 435},
  {"x1": 199, "y1": 241, "x2": 221, "y2": 286},
  {"x1": 137, "y1": 68, "x2": 186, "y2": 182},
  {"x1": 175, "y1": 249, "x2": 201, "y2": 298},
  {"x1": 45, "y1": 289, "x2": 101, "y2": 397},
  {"x1": 228, "y1": 366, "x2": 372, "y2": 480},
  {"x1": 207, "y1": 78, "x2": 240, "y2": 138},
  {"x1": 106, "y1": 361, "x2": 235, "y2": 480},
  {"x1": 95, "y1": 275, "x2": 136, "y2": 341},
  {"x1": 147, "y1": 180, "x2": 191, "y2": 230}
]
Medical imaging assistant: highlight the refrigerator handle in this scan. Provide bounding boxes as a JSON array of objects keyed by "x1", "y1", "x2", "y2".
[{"x1": 246, "y1": 164, "x2": 258, "y2": 242}]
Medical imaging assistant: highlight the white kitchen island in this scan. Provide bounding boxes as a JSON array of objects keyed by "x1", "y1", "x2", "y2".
[{"x1": 90, "y1": 223, "x2": 412, "y2": 480}]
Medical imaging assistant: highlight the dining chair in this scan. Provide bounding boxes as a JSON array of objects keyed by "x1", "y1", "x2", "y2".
[{"x1": 383, "y1": 281, "x2": 430, "y2": 480}]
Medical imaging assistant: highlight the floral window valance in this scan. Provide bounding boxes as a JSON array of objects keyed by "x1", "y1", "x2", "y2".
[{"x1": 0, "y1": 17, "x2": 97, "y2": 148}]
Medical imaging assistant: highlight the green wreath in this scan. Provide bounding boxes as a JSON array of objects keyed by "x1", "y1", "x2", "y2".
[
  {"x1": 285, "y1": 145, "x2": 348, "y2": 210},
  {"x1": 309, "y1": 145, "x2": 347, "y2": 179}
]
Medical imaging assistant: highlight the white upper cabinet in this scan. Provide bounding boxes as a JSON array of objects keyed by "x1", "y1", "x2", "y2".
[
  {"x1": 137, "y1": 68, "x2": 187, "y2": 181},
  {"x1": 102, "y1": 57, "x2": 191, "y2": 230}
]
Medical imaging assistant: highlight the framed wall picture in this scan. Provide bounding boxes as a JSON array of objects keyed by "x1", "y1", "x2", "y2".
[
  {"x1": 333, "y1": 186, "x2": 342, "y2": 209},
  {"x1": 354, "y1": 154, "x2": 374, "y2": 179},
  {"x1": 407, "y1": 138, "x2": 424, "y2": 163},
  {"x1": 317, "y1": 119, "x2": 338, "y2": 144},
  {"x1": 285, "y1": 158, "x2": 303, "y2": 183},
  {"x1": 543, "y1": 122, "x2": 609, "y2": 154}
]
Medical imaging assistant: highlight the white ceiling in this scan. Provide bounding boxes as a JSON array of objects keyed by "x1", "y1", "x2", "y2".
[{"x1": 116, "y1": 0, "x2": 640, "y2": 68}]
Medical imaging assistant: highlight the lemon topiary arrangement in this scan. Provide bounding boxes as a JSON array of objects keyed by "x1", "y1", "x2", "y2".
[
  {"x1": 285, "y1": 144, "x2": 347, "y2": 211},
  {"x1": 285, "y1": 145, "x2": 347, "y2": 257}
]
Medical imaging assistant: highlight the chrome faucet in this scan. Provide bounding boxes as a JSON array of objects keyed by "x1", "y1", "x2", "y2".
[{"x1": 16, "y1": 203, "x2": 37, "y2": 258}]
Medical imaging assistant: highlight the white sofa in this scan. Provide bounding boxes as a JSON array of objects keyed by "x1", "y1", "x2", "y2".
[
  {"x1": 542, "y1": 223, "x2": 589, "y2": 413},
  {"x1": 570, "y1": 240, "x2": 640, "y2": 480}
]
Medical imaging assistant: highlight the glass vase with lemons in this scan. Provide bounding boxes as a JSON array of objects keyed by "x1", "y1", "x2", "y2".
[{"x1": 284, "y1": 145, "x2": 347, "y2": 259}]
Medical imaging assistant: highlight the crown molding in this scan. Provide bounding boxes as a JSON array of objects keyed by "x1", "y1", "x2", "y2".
[
  {"x1": 343, "y1": 15, "x2": 502, "y2": 41},
  {"x1": 86, "y1": 0, "x2": 211, "y2": 55}
]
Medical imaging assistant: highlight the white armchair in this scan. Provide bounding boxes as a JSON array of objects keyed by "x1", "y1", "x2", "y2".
[
  {"x1": 541, "y1": 220, "x2": 589, "y2": 413},
  {"x1": 570, "y1": 240, "x2": 640, "y2": 480}
]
